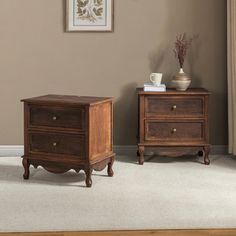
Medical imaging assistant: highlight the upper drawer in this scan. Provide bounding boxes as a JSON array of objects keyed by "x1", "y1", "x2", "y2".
[
  {"x1": 145, "y1": 96, "x2": 204, "y2": 117},
  {"x1": 29, "y1": 105, "x2": 85, "y2": 130}
]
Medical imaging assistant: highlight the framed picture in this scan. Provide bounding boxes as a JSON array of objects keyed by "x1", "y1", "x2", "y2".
[{"x1": 66, "y1": 0, "x2": 113, "y2": 32}]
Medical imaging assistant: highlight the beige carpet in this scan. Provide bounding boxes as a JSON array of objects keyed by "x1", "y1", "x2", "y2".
[{"x1": 0, "y1": 155, "x2": 236, "y2": 232}]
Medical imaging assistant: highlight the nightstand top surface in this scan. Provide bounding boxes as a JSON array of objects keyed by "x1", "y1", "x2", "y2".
[
  {"x1": 21, "y1": 94, "x2": 113, "y2": 106},
  {"x1": 137, "y1": 88, "x2": 210, "y2": 95}
]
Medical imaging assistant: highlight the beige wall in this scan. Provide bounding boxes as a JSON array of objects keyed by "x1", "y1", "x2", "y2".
[{"x1": 0, "y1": 0, "x2": 227, "y2": 145}]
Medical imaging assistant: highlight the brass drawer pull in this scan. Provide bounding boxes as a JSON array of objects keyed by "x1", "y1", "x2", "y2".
[
  {"x1": 172, "y1": 105, "x2": 177, "y2": 110},
  {"x1": 52, "y1": 116, "x2": 57, "y2": 121},
  {"x1": 53, "y1": 142, "x2": 57, "y2": 147},
  {"x1": 172, "y1": 128, "x2": 177, "y2": 133}
]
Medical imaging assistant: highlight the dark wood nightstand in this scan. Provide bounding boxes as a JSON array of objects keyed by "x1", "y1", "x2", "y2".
[
  {"x1": 21, "y1": 95, "x2": 115, "y2": 187},
  {"x1": 137, "y1": 88, "x2": 210, "y2": 165}
]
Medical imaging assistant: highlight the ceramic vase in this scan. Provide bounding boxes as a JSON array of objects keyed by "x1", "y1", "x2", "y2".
[{"x1": 171, "y1": 68, "x2": 191, "y2": 91}]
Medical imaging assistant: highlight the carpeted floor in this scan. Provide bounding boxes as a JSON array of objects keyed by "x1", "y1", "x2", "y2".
[{"x1": 0, "y1": 155, "x2": 236, "y2": 232}]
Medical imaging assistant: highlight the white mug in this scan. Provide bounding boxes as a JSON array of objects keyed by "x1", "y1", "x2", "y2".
[{"x1": 150, "y1": 73, "x2": 162, "y2": 86}]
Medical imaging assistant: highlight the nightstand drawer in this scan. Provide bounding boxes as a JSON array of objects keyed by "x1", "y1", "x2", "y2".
[
  {"x1": 29, "y1": 132, "x2": 85, "y2": 158},
  {"x1": 29, "y1": 105, "x2": 85, "y2": 130},
  {"x1": 145, "y1": 120, "x2": 204, "y2": 141},
  {"x1": 145, "y1": 96, "x2": 204, "y2": 117}
]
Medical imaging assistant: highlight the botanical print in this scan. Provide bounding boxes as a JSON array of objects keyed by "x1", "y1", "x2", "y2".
[
  {"x1": 74, "y1": 0, "x2": 106, "y2": 26},
  {"x1": 77, "y1": 0, "x2": 104, "y2": 23},
  {"x1": 67, "y1": 0, "x2": 112, "y2": 31}
]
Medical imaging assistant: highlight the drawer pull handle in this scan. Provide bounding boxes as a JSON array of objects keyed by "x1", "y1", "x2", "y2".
[
  {"x1": 172, "y1": 105, "x2": 177, "y2": 110},
  {"x1": 172, "y1": 128, "x2": 177, "y2": 133},
  {"x1": 52, "y1": 116, "x2": 57, "y2": 121},
  {"x1": 53, "y1": 142, "x2": 57, "y2": 147}
]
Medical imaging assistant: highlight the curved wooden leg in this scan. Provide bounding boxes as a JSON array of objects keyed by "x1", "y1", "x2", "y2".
[
  {"x1": 198, "y1": 150, "x2": 204, "y2": 157},
  {"x1": 203, "y1": 146, "x2": 210, "y2": 165},
  {"x1": 85, "y1": 168, "x2": 92, "y2": 188},
  {"x1": 107, "y1": 156, "x2": 114, "y2": 177},
  {"x1": 22, "y1": 158, "x2": 30, "y2": 180},
  {"x1": 137, "y1": 149, "x2": 140, "y2": 157},
  {"x1": 138, "y1": 146, "x2": 145, "y2": 165}
]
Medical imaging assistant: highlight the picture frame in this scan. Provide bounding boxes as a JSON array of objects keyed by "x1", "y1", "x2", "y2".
[{"x1": 66, "y1": 0, "x2": 113, "y2": 32}]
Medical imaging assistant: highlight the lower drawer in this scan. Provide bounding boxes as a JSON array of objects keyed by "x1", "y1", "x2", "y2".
[
  {"x1": 29, "y1": 132, "x2": 85, "y2": 158},
  {"x1": 145, "y1": 120, "x2": 204, "y2": 142}
]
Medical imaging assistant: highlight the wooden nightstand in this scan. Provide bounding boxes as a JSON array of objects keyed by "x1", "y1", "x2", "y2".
[
  {"x1": 21, "y1": 95, "x2": 115, "y2": 187},
  {"x1": 137, "y1": 88, "x2": 210, "y2": 165}
]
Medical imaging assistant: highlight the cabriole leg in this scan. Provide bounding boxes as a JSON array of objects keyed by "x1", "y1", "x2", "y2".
[
  {"x1": 198, "y1": 150, "x2": 204, "y2": 157},
  {"x1": 22, "y1": 158, "x2": 30, "y2": 179},
  {"x1": 85, "y1": 168, "x2": 92, "y2": 187},
  {"x1": 138, "y1": 146, "x2": 145, "y2": 165},
  {"x1": 107, "y1": 156, "x2": 114, "y2": 177},
  {"x1": 203, "y1": 146, "x2": 210, "y2": 165}
]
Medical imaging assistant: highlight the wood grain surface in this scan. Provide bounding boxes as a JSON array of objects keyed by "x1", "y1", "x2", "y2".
[
  {"x1": 22, "y1": 95, "x2": 115, "y2": 187},
  {"x1": 1, "y1": 229, "x2": 236, "y2": 236},
  {"x1": 137, "y1": 88, "x2": 210, "y2": 165}
]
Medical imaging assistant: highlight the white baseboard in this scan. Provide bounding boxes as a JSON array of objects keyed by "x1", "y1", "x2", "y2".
[
  {"x1": 0, "y1": 145, "x2": 228, "y2": 157},
  {"x1": 0, "y1": 145, "x2": 24, "y2": 157}
]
